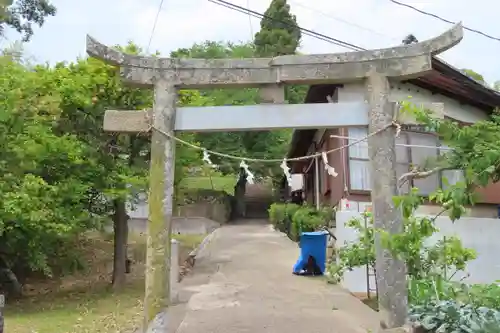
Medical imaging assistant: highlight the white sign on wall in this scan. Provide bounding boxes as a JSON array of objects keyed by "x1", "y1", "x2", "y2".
[{"x1": 290, "y1": 173, "x2": 304, "y2": 191}]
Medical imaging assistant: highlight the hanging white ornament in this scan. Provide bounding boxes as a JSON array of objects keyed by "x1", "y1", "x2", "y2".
[
  {"x1": 321, "y1": 152, "x2": 338, "y2": 177},
  {"x1": 280, "y1": 158, "x2": 293, "y2": 187},
  {"x1": 240, "y1": 160, "x2": 255, "y2": 184},
  {"x1": 202, "y1": 149, "x2": 218, "y2": 168}
]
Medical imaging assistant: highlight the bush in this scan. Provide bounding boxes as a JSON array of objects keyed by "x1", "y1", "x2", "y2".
[
  {"x1": 409, "y1": 299, "x2": 500, "y2": 333},
  {"x1": 466, "y1": 283, "x2": 500, "y2": 310},
  {"x1": 410, "y1": 277, "x2": 500, "y2": 310},
  {"x1": 284, "y1": 204, "x2": 301, "y2": 234},
  {"x1": 327, "y1": 190, "x2": 477, "y2": 284},
  {"x1": 268, "y1": 203, "x2": 287, "y2": 231},
  {"x1": 268, "y1": 203, "x2": 332, "y2": 241},
  {"x1": 268, "y1": 203, "x2": 302, "y2": 233},
  {"x1": 408, "y1": 277, "x2": 500, "y2": 332},
  {"x1": 290, "y1": 206, "x2": 325, "y2": 241}
]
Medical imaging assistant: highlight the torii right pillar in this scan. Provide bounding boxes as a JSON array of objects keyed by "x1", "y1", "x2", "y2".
[{"x1": 364, "y1": 27, "x2": 463, "y2": 328}]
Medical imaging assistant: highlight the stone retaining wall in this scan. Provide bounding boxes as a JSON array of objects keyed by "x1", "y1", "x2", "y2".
[{"x1": 176, "y1": 201, "x2": 230, "y2": 224}]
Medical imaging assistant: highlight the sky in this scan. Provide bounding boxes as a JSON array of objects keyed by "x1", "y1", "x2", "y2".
[{"x1": 2, "y1": 0, "x2": 500, "y2": 85}]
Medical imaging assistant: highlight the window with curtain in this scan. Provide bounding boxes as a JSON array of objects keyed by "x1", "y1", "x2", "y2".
[
  {"x1": 347, "y1": 127, "x2": 459, "y2": 195},
  {"x1": 348, "y1": 127, "x2": 411, "y2": 192},
  {"x1": 348, "y1": 127, "x2": 371, "y2": 191}
]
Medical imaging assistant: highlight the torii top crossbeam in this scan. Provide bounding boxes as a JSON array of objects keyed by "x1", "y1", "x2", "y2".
[{"x1": 86, "y1": 23, "x2": 463, "y2": 88}]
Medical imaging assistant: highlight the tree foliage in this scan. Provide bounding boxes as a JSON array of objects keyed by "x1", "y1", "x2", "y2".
[
  {"x1": 0, "y1": 55, "x2": 102, "y2": 280},
  {"x1": 168, "y1": 1, "x2": 305, "y2": 183},
  {"x1": 0, "y1": 0, "x2": 56, "y2": 41},
  {"x1": 0, "y1": 42, "x2": 203, "y2": 292},
  {"x1": 254, "y1": 0, "x2": 301, "y2": 57},
  {"x1": 493, "y1": 81, "x2": 500, "y2": 91},
  {"x1": 462, "y1": 69, "x2": 486, "y2": 83},
  {"x1": 402, "y1": 34, "x2": 419, "y2": 45},
  {"x1": 254, "y1": 0, "x2": 307, "y2": 105},
  {"x1": 171, "y1": 41, "x2": 294, "y2": 179},
  {"x1": 327, "y1": 191, "x2": 476, "y2": 285}
]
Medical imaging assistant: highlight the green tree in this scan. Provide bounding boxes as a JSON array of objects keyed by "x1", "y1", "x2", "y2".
[
  {"x1": 1, "y1": 0, "x2": 56, "y2": 41},
  {"x1": 253, "y1": 0, "x2": 307, "y2": 104},
  {"x1": 0, "y1": 42, "x2": 195, "y2": 292},
  {"x1": 46, "y1": 44, "x2": 156, "y2": 288},
  {"x1": 254, "y1": 0, "x2": 301, "y2": 57},
  {"x1": 402, "y1": 34, "x2": 419, "y2": 45},
  {"x1": 493, "y1": 81, "x2": 500, "y2": 91},
  {"x1": 42, "y1": 44, "x2": 199, "y2": 289},
  {"x1": 462, "y1": 69, "x2": 485, "y2": 83},
  {"x1": 2, "y1": 44, "x2": 199, "y2": 288},
  {"x1": 0, "y1": 54, "x2": 101, "y2": 297}
]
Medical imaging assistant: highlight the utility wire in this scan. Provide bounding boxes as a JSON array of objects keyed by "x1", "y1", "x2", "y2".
[
  {"x1": 147, "y1": 0, "x2": 165, "y2": 54},
  {"x1": 208, "y1": 0, "x2": 495, "y2": 92},
  {"x1": 389, "y1": 0, "x2": 500, "y2": 42},
  {"x1": 288, "y1": 0, "x2": 399, "y2": 43},
  {"x1": 207, "y1": 0, "x2": 365, "y2": 51},
  {"x1": 246, "y1": 0, "x2": 254, "y2": 39}
]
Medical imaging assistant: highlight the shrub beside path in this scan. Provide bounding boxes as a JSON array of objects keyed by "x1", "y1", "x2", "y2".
[{"x1": 170, "y1": 219, "x2": 381, "y2": 333}]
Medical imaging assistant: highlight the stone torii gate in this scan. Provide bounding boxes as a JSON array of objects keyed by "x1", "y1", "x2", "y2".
[{"x1": 86, "y1": 23, "x2": 463, "y2": 332}]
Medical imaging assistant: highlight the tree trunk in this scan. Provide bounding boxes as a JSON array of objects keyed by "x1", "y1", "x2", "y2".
[
  {"x1": 112, "y1": 198, "x2": 129, "y2": 289},
  {"x1": 0, "y1": 268, "x2": 22, "y2": 299},
  {"x1": 234, "y1": 169, "x2": 247, "y2": 218},
  {"x1": 0, "y1": 256, "x2": 22, "y2": 299},
  {"x1": 0, "y1": 294, "x2": 4, "y2": 333}
]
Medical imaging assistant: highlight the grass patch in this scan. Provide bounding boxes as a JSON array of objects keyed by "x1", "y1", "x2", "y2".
[
  {"x1": 7, "y1": 282, "x2": 144, "y2": 333},
  {"x1": 6, "y1": 231, "x2": 206, "y2": 333},
  {"x1": 180, "y1": 176, "x2": 235, "y2": 194}
]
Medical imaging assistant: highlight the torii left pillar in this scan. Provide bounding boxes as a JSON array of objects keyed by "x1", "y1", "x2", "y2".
[
  {"x1": 105, "y1": 77, "x2": 177, "y2": 331},
  {"x1": 146, "y1": 79, "x2": 177, "y2": 330}
]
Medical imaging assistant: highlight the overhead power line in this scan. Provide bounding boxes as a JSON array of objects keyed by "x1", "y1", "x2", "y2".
[
  {"x1": 206, "y1": 0, "x2": 497, "y2": 98},
  {"x1": 246, "y1": 0, "x2": 254, "y2": 39},
  {"x1": 147, "y1": 0, "x2": 165, "y2": 54},
  {"x1": 288, "y1": 0, "x2": 399, "y2": 43},
  {"x1": 207, "y1": 0, "x2": 365, "y2": 51},
  {"x1": 389, "y1": 0, "x2": 500, "y2": 42}
]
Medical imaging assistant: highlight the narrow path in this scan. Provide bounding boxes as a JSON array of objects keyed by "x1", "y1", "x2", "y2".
[{"x1": 172, "y1": 219, "x2": 381, "y2": 333}]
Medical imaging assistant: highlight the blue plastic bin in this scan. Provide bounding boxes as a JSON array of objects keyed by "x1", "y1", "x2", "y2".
[{"x1": 292, "y1": 231, "x2": 328, "y2": 275}]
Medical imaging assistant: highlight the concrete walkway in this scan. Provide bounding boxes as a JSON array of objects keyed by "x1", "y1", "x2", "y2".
[{"x1": 170, "y1": 220, "x2": 381, "y2": 333}]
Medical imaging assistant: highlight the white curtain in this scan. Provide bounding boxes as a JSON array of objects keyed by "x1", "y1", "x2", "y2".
[{"x1": 348, "y1": 128, "x2": 371, "y2": 190}]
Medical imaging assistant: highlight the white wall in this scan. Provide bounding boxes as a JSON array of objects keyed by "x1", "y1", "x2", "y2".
[
  {"x1": 337, "y1": 82, "x2": 489, "y2": 123},
  {"x1": 127, "y1": 201, "x2": 148, "y2": 219},
  {"x1": 335, "y1": 210, "x2": 500, "y2": 294}
]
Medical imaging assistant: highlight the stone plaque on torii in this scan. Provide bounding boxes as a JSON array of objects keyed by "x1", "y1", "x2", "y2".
[{"x1": 86, "y1": 23, "x2": 463, "y2": 332}]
